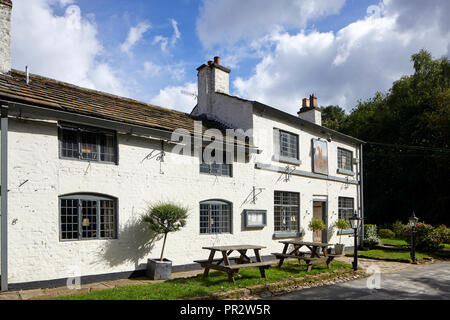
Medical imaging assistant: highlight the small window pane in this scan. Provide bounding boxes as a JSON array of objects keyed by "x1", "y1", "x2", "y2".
[
  {"x1": 338, "y1": 148, "x2": 353, "y2": 171},
  {"x1": 199, "y1": 201, "x2": 231, "y2": 234},
  {"x1": 60, "y1": 199, "x2": 79, "y2": 240},
  {"x1": 61, "y1": 128, "x2": 79, "y2": 159},
  {"x1": 80, "y1": 131, "x2": 98, "y2": 160},
  {"x1": 279, "y1": 131, "x2": 298, "y2": 159},
  {"x1": 100, "y1": 134, "x2": 116, "y2": 163},
  {"x1": 338, "y1": 197, "x2": 354, "y2": 221},
  {"x1": 274, "y1": 191, "x2": 299, "y2": 233}
]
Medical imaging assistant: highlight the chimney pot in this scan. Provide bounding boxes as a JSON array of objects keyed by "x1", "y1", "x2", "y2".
[
  {"x1": 310, "y1": 94, "x2": 318, "y2": 108},
  {"x1": 302, "y1": 98, "x2": 310, "y2": 108},
  {"x1": 207, "y1": 60, "x2": 213, "y2": 66},
  {"x1": 214, "y1": 56, "x2": 221, "y2": 65}
]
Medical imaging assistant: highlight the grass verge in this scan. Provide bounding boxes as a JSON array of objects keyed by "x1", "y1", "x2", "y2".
[
  {"x1": 346, "y1": 249, "x2": 431, "y2": 262},
  {"x1": 54, "y1": 261, "x2": 352, "y2": 300}
]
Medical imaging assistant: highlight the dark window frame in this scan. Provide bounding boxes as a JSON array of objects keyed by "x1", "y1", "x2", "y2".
[
  {"x1": 338, "y1": 196, "x2": 354, "y2": 234},
  {"x1": 59, "y1": 194, "x2": 118, "y2": 241},
  {"x1": 199, "y1": 200, "x2": 233, "y2": 235},
  {"x1": 58, "y1": 122, "x2": 119, "y2": 165},
  {"x1": 337, "y1": 148, "x2": 353, "y2": 172},
  {"x1": 199, "y1": 148, "x2": 233, "y2": 177},
  {"x1": 279, "y1": 130, "x2": 299, "y2": 160},
  {"x1": 274, "y1": 191, "x2": 300, "y2": 236}
]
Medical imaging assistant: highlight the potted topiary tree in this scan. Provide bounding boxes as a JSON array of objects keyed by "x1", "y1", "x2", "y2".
[
  {"x1": 334, "y1": 218, "x2": 350, "y2": 255},
  {"x1": 308, "y1": 218, "x2": 326, "y2": 254},
  {"x1": 142, "y1": 201, "x2": 188, "y2": 280}
]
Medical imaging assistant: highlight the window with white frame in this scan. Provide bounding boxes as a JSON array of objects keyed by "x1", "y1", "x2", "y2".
[
  {"x1": 59, "y1": 123, "x2": 117, "y2": 164},
  {"x1": 279, "y1": 130, "x2": 299, "y2": 159},
  {"x1": 337, "y1": 148, "x2": 353, "y2": 172},
  {"x1": 274, "y1": 191, "x2": 300, "y2": 234},
  {"x1": 199, "y1": 200, "x2": 232, "y2": 234},
  {"x1": 60, "y1": 194, "x2": 117, "y2": 241}
]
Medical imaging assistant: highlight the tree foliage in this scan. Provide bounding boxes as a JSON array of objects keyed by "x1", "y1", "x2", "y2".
[
  {"x1": 322, "y1": 50, "x2": 450, "y2": 226},
  {"x1": 142, "y1": 202, "x2": 188, "y2": 261}
]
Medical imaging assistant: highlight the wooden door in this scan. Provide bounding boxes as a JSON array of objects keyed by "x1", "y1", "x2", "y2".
[{"x1": 313, "y1": 202, "x2": 323, "y2": 242}]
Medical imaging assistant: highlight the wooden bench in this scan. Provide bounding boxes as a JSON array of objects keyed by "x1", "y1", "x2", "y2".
[
  {"x1": 301, "y1": 254, "x2": 340, "y2": 271},
  {"x1": 194, "y1": 259, "x2": 278, "y2": 283}
]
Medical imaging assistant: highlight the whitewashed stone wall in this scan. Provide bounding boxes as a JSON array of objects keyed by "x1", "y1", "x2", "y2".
[
  {"x1": 0, "y1": 1, "x2": 12, "y2": 74},
  {"x1": 6, "y1": 113, "x2": 360, "y2": 284}
]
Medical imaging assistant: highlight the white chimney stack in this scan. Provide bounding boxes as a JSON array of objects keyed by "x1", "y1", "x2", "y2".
[
  {"x1": 0, "y1": 0, "x2": 12, "y2": 75},
  {"x1": 195, "y1": 56, "x2": 231, "y2": 114},
  {"x1": 298, "y1": 94, "x2": 322, "y2": 126}
]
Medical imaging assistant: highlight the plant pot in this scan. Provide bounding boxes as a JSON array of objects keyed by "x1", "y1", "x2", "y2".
[
  {"x1": 334, "y1": 244, "x2": 345, "y2": 255},
  {"x1": 147, "y1": 258, "x2": 172, "y2": 280}
]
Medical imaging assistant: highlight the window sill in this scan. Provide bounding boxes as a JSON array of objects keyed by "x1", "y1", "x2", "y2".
[
  {"x1": 272, "y1": 155, "x2": 302, "y2": 166},
  {"x1": 336, "y1": 168, "x2": 355, "y2": 176},
  {"x1": 337, "y1": 230, "x2": 354, "y2": 235},
  {"x1": 272, "y1": 231, "x2": 302, "y2": 239}
]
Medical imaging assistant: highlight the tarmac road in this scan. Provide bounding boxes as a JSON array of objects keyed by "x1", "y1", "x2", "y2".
[{"x1": 270, "y1": 261, "x2": 450, "y2": 300}]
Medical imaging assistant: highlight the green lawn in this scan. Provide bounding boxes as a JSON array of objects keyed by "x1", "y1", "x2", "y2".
[
  {"x1": 380, "y1": 238, "x2": 408, "y2": 246},
  {"x1": 55, "y1": 261, "x2": 352, "y2": 300},
  {"x1": 348, "y1": 249, "x2": 430, "y2": 262},
  {"x1": 380, "y1": 238, "x2": 450, "y2": 249}
]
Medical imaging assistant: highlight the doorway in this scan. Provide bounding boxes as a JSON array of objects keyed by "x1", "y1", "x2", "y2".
[{"x1": 313, "y1": 201, "x2": 327, "y2": 243}]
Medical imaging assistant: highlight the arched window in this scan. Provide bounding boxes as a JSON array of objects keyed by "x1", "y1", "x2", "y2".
[
  {"x1": 199, "y1": 200, "x2": 232, "y2": 234},
  {"x1": 59, "y1": 194, "x2": 117, "y2": 241}
]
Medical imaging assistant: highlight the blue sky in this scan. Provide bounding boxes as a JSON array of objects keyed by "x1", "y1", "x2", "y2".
[{"x1": 10, "y1": 0, "x2": 450, "y2": 115}]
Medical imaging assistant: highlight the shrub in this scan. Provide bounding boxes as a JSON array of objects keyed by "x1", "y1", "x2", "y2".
[
  {"x1": 435, "y1": 225, "x2": 450, "y2": 244},
  {"x1": 308, "y1": 218, "x2": 326, "y2": 232},
  {"x1": 363, "y1": 224, "x2": 380, "y2": 248},
  {"x1": 142, "y1": 201, "x2": 188, "y2": 261},
  {"x1": 392, "y1": 220, "x2": 407, "y2": 239},
  {"x1": 404, "y1": 222, "x2": 443, "y2": 252},
  {"x1": 379, "y1": 228, "x2": 395, "y2": 239},
  {"x1": 334, "y1": 218, "x2": 351, "y2": 244}
]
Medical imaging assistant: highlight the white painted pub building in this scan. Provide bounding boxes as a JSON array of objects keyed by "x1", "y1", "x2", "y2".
[{"x1": 0, "y1": 0, "x2": 364, "y2": 290}]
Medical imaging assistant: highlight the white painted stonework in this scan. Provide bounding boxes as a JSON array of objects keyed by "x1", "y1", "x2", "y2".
[
  {"x1": 1, "y1": 63, "x2": 361, "y2": 287},
  {"x1": 5, "y1": 110, "x2": 360, "y2": 285},
  {"x1": 0, "y1": 1, "x2": 11, "y2": 74}
]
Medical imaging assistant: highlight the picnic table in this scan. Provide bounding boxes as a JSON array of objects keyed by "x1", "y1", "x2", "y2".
[
  {"x1": 272, "y1": 240, "x2": 340, "y2": 272},
  {"x1": 194, "y1": 245, "x2": 278, "y2": 283}
]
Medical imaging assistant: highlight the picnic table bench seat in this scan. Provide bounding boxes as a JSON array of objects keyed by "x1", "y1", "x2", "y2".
[{"x1": 195, "y1": 245, "x2": 277, "y2": 283}]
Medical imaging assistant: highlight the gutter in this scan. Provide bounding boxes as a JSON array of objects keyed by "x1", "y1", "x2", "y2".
[
  {"x1": 1, "y1": 104, "x2": 8, "y2": 291},
  {"x1": 0, "y1": 99, "x2": 260, "y2": 153}
]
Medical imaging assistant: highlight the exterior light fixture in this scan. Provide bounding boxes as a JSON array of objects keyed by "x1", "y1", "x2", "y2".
[
  {"x1": 409, "y1": 212, "x2": 419, "y2": 264},
  {"x1": 349, "y1": 211, "x2": 361, "y2": 271}
]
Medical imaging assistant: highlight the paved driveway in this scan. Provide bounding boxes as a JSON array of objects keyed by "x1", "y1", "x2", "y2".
[{"x1": 270, "y1": 261, "x2": 450, "y2": 300}]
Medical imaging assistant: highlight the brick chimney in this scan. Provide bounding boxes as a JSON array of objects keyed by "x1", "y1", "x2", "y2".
[
  {"x1": 195, "y1": 56, "x2": 231, "y2": 114},
  {"x1": 298, "y1": 94, "x2": 322, "y2": 126},
  {"x1": 0, "y1": 0, "x2": 12, "y2": 74}
]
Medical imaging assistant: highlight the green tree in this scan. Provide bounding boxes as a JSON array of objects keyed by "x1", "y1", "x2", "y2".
[
  {"x1": 142, "y1": 202, "x2": 188, "y2": 261},
  {"x1": 321, "y1": 105, "x2": 347, "y2": 131},
  {"x1": 323, "y1": 50, "x2": 450, "y2": 226}
]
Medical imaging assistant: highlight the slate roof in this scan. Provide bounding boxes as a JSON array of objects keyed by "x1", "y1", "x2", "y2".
[{"x1": 0, "y1": 69, "x2": 220, "y2": 137}]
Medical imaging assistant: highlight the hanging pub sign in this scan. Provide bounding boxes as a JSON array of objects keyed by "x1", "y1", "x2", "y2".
[{"x1": 312, "y1": 139, "x2": 328, "y2": 175}]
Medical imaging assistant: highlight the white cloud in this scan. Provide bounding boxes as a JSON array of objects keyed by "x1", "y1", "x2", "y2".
[
  {"x1": 58, "y1": 0, "x2": 75, "y2": 7},
  {"x1": 150, "y1": 82, "x2": 197, "y2": 113},
  {"x1": 120, "y1": 22, "x2": 151, "y2": 54},
  {"x1": 232, "y1": 0, "x2": 450, "y2": 113},
  {"x1": 153, "y1": 35, "x2": 169, "y2": 52},
  {"x1": 143, "y1": 61, "x2": 163, "y2": 77},
  {"x1": 197, "y1": 0, "x2": 346, "y2": 48},
  {"x1": 170, "y1": 19, "x2": 181, "y2": 46},
  {"x1": 11, "y1": 0, "x2": 127, "y2": 96},
  {"x1": 153, "y1": 18, "x2": 181, "y2": 52}
]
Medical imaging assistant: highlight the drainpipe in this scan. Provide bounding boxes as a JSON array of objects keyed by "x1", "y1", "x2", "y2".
[
  {"x1": 1, "y1": 104, "x2": 8, "y2": 291},
  {"x1": 359, "y1": 143, "x2": 364, "y2": 247}
]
